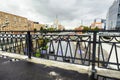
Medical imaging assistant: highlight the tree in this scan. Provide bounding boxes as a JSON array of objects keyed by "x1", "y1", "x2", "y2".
[
  {"x1": 83, "y1": 26, "x2": 90, "y2": 31},
  {"x1": 91, "y1": 26, "x2": 100, "y2": 31},
  {"x1": 40, "y1": 27, "x2": 44, "y2": 31},
  {"x1": 94, "y1": 27, "x2": 99, "y2": 31},
  {"x1": 34, "y1": 28, "x2": 37, "y2": 33},
  {"x1": 49, "y1": 27, "x2": 56, "y2": 31}
]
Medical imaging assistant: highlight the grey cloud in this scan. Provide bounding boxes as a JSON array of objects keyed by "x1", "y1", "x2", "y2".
[
  {"x1": 30, "y1": 0, "x2": 79, "y2": 21},
  {"x1": 0, "y1": 0, "x2": 115, "y2": 28}
]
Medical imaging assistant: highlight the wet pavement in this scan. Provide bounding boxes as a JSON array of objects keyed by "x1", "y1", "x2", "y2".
[{"x1": 0, "y1": 56, "x2": 88, "y2": 80}]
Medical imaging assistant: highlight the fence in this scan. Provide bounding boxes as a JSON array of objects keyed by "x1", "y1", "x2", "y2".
[{"x1": 0, "y1": 30, "x2": 120, "y2": 80}]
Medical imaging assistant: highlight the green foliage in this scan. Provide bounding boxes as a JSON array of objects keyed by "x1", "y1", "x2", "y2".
[
  {"x1": 94, "y1": 27, "x2": 99, "y2": 30},
  {"x1": 82, "y1": 26, "x2": 90, "y2": 33},
  {"x1": 35, "y1": 50, "x2": 41, "y2": 57},
  {"x1": 40, "y1": 27, "x2": 56, "y2": 33},
  {"x1": 42, "y1": 46, "x2": 48, "y2": 50},
  {"x1": 83, "y1": 26, "x2": 100, "y2": 31},
  {"x1": 91, "y1": 27, "x2": 100, "y2": 31},
  {"x1": 83, "y1": 26, "x2": 90, "y2": 31},
  {"x1": 38, "y1": 38, "x2": 49, "y2": 46},
  {"x1": 40, "y1": 27, "x2": 43, "y2": 31},
  {"x1": 47, "y1": 27, "x2": 56, "y2": 31},
  {"x1": 34, "y1": 37, "x2": 49, "y2": 57},
  {"x1": 34, "y1": 28, "x2": 37, "y2": 33},
  {"x1": 40, "y1": 27, "x2": 47, "y2": 33},
  {"x1": 38, "y1": 39, "x2": 44, "y2": 46}
]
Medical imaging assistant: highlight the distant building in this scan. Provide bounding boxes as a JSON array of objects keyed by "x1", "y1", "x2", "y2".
[
  {"x1": 106, "y1": 0, "x2": 120, "y2": 30},
  {"x1": 74, "y1": 26, "x2": 84, "y2": 34},
  {"x1": 0, "y1": 11, "x2": 28, "y2": 31},
  {"x1": 52, "y1": 16, "x2": 65, "y2": 30},
  {"x1": 33, "y1": 22, "x2": 45, "y2": 30},
  {"x1": 102, "y1": 19, "x2": 106, "y2": 30},
  {"x1": 0, "y1": 11, "x2": 44, "y2": 31},
  {"x1": 58, "y1": 24, "x2": 65, "y2": 30},
  {"x1": 53, "y1": 16, "x2": 59, "y2": 29},
  {"x1": 90, "y1": 18, "x2": 106, "y2": 30}
]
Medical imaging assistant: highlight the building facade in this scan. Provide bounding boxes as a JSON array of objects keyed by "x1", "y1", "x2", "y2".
[
  {"x1": 106, "y1": 0, "x2": 120, "y2": 30},
  {"x1": 90, "y1": 18, "x2": 106, "y2": 30},
  {"x1": 51, "y1": 16, "x2": 65, "y2": 30},
  {"x1": 0, "y1": 11, "x2": 44, "y2": 31},
  {"x1": 74, "y1": 26, "x2": 83, "y2": 34},
  {"x1": 33, "y1": 22, "x2": 45, "y2": 30},
  {"x1": 0, "y1": 11, "x2": 28, "y2": 31}
]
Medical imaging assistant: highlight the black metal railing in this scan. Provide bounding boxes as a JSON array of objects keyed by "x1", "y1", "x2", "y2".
[
  {"x1": 0, "y1": 30, "x2": 120, "y2": 80},
  {"x1": 97, "y1": 31, "x2": 120, "y2": 71}
]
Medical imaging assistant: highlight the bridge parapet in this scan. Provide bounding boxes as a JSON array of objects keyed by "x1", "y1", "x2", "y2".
[{"x1": 0, "y1": 30, "x2": 120, "y2": 80}]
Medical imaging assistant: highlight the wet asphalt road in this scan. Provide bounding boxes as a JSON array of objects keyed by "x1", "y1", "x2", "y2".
[{"x1": 0, "y1": 56, "x2": 88, "y2": 80}]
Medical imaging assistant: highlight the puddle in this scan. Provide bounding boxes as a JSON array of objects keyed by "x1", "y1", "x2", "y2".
[
  {"x1": 49, "y1": 71, "x2": 59, "y2": 76},
  {"x1": 49, "y1": 71, "x2": 63, "y2": 80}
]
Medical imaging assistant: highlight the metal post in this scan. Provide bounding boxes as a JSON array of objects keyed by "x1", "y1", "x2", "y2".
[
  {"x1": 26, "y1": 31, "x2": 32, "y2": 59},
  {"x1": 89, "y1": 31, "x2": 97, "y2": 80}
]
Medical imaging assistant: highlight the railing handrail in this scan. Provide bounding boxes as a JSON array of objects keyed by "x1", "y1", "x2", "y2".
[
  {"x1": 0, "y1": 30, "x2": 120, "y2": 32},
  {"x1": 0, "y1": 30, "x2": 120, "y2": 80}
]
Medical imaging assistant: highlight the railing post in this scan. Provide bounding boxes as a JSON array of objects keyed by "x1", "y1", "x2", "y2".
[
  {"x1": 89, "y1": 31, "x2": 97, "y2": 80},
  {"x1": 26, "y1": 31, "x2": 32, "y2": 59}
]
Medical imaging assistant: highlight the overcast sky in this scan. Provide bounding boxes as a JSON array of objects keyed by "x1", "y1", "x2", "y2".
[{"x1": 0, "y1": 0, "x2": 114, "y2": 29}]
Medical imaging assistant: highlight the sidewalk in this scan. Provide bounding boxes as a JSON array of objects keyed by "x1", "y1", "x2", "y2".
[
  {"x1": 0, "y1": 56, "x2": 88, "y2": 80},
  {"x1": 0, "y1": 52, "x2": 120, "y2": 80}
]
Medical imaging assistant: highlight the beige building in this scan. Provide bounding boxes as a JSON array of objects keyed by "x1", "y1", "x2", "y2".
[
  {"x1": 0, "y1": 11, "x2": 44, "y2": 31},
  {"x1": 90, "y1": 22, "x2": 102, "y2": 29},
  {"x1": 51, "y1": 16, "x2": 65, "y2": 30},
  {"x1": 58, "y1": 24, "x2": 65, "y2": 30},
  {"x1": 0, "y1": 11, "x2": 28, "y2": 31},
  {"x1": 90, "y1": 18, "x2": 106, "y2": 29},
  {"x1": 74, "y1": 26, "x2": 84, "y2": 34},
  {"x1": 32, "y1": 22, "x2": 45, "y2": 31}
]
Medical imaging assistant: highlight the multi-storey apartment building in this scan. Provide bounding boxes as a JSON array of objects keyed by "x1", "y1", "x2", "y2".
[
  {"x1": 0, "y1": 11, "x2": 28, "y2": 31},
  {"x1": 0, "y1": 11, "x2": 44, "y2": 31},
  {"x1": 106, "y1": 0, "x2": 120, "y2": 30}
]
